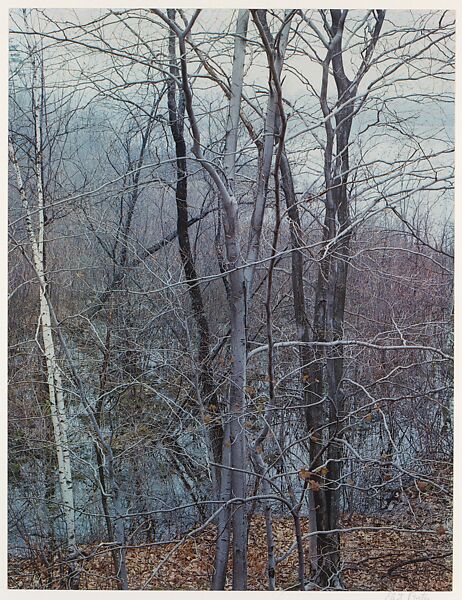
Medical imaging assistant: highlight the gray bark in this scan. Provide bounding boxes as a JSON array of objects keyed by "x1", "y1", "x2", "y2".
[{"x1": 305, "y1": 10, "x2": 385, "y2": 588}]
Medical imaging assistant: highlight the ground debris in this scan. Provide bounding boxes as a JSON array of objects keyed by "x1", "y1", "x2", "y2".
[{"x1": 8, "y1": 509, "x2": 452, "y2": 591}]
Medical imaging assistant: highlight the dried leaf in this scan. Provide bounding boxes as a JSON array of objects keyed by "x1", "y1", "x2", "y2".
[
  {"x1": 308, "y1": 479, "x2": 321, "y2": 492},
  {"x1": 436, "y1": 524, "x2": 446, "y2": 536},
  {"x1": 299, "y1": 468, "x2": 313, "y2": 480},
  {"x1": 416, "y1": 480, "x2": 429, "y2": 492}
]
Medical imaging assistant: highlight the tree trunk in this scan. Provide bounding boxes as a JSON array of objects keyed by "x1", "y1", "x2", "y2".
[
  {"x1": 166, "y1": 10, "x2": 222, "y2": 495},
  {"x1": 9, "y1": 138, "x2": 79, "y2": 588}
]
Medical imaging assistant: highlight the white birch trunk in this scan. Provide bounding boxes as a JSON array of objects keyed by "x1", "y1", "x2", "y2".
[{"x1": 9, "y1": 138, "x2": 78, "y2": 586}]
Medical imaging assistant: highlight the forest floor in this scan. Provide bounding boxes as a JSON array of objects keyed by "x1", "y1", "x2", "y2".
[{"x1": 9, "y1": 491, "x2": 452, "y2": 591}]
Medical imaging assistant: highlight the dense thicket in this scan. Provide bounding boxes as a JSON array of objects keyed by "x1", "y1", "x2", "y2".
[{"x1": 8, "y1": 8, "x2": 454, "y2": 591}]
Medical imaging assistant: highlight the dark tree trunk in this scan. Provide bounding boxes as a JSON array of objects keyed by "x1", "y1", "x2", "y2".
[
  {"x1": 304, "y1": 10, "x2": 385, "y2": 589},
  {"x1": 167, "y1": 9, "x2": 223, "y2": 495}
]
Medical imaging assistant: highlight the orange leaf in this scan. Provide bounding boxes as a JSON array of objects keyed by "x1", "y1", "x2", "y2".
[
  {"x1": 436, "y1": 524, "x2": 446, "y2": 536},
  {"x1": 299, "y1": 468, "x2": 312, "y2": 480},
  {"x1": 309, "y1": 480, "x2": 321, "y2": 492},
  {"x1": 416, "y1": 480, "x2": 429, "y2": 492}
]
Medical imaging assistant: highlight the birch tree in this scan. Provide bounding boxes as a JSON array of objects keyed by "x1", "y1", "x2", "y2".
[{"x1": 8, "y1": 37, "x2": 79, "y2": 588}]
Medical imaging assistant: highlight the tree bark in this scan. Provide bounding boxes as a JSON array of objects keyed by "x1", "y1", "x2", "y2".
[
  {"x1": 9, "y1": 137, "x2": 79, "y2": 588},
  {"x1": 166, "y1": 9, "x2": 222, "y2": 497},
  {"x1": 305, "y1": 10, "x2": 385, "y2": 588}
]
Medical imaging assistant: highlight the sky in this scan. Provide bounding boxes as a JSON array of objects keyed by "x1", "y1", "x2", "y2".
[{"x1": 8, "y1": 8, "x2": 455, "y2": 229}]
